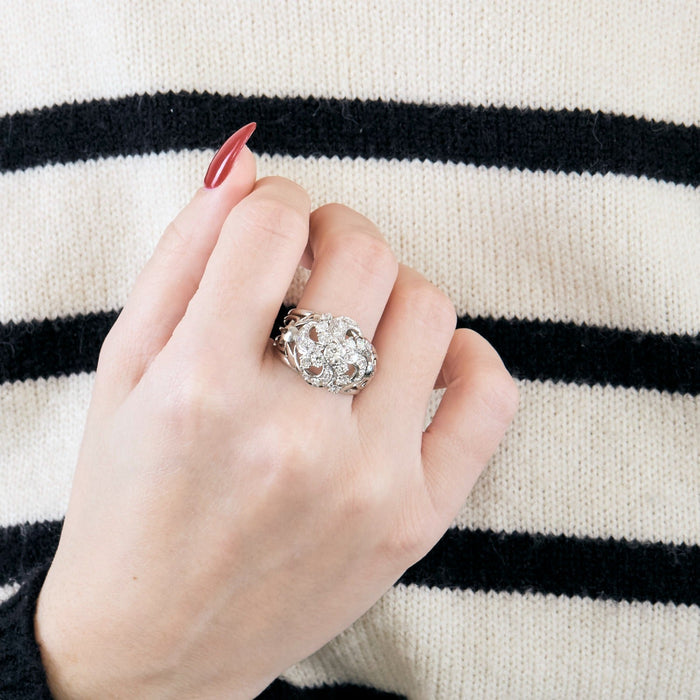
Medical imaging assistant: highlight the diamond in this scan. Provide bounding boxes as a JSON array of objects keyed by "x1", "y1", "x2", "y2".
[
  {"x1": 329, "y1": 316, "x2": 354, "y2": 337},
  {"x1": 355, "y1": 338, "x2": 373, "y2": 357},
  {"x1": 294, "y1": 332, "x2": 315, "y2": 354},
  {"x1": 315, "y1": 323, "x2": 334, "y2": 344},
  {"x1": 348, "y1": 354, "x2": 367, "y2": 377},
  {"x1": 308, "y1": 351, "x2": 324, "y2": 367},
  {"x1": 279, "y1": 312, "x2": 375, "y2": 393},
  {"x1": 333, "y1": 357, "x2": 349, "y2": 370},
  {"x1": 323, "y1": 342, "x2": 344, "y2": 360},
  {"x1": 306, "y1": 365, "x2": 333, "y2": 387},
  {"x1": 333, "y1": 368, "x2": 353, "y2": 385}
]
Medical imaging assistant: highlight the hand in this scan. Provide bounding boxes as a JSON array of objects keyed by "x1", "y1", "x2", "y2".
[{"x1": 34, "y1": 137, "x2": 518, "y2": 699}]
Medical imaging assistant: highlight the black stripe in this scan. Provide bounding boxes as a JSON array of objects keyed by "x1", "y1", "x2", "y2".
[
  {"x1": 0, "y1": 520, "x2": 62, "y2": 585},
  {"x1": 2, "y1": 307, "x2": 698, "y2": 395},
  {"x1": 399, "y1": 528, "x2": 700, "y2": 607},
  {"x1": 459, "y1": 315, "x2": 700, "y2": 395},
  {"x1": 0, "y1": 310, "x2": 119, "y2": 386},
  {"x1": 1, "y1": 91, "x2": 698, "y2": 186},
  {"x1": 257, "y1": 679, "x2": 405, "y2": 699},
  {"x1": 2, "y1": 520, "x2": 698, "y2": 607}
]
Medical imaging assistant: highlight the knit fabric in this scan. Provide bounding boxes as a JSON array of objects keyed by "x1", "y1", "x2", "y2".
[
  {"x1": 0, "y1": 561, "x2": 53, "y2": 699},
  {"x1": 1, "y1": 1, "x2": 699, "y2": 698}
]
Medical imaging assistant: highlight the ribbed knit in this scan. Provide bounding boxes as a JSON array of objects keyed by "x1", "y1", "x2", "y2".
[{"x1": 0, "y1": 562, "x2": 53, "y2": 699}]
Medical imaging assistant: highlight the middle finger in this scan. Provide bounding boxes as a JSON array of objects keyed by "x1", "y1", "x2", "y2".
[{"x1": 295, "y1": 203, "x2": 399, "y2": 342}]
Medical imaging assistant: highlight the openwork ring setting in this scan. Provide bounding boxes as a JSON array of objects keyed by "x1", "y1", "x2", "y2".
[{"x1": 273, "y1": 309, "x2": 377, "y2": 394}]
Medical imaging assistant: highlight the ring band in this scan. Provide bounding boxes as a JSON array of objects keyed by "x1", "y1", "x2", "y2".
[{"x1": 272, "y1": 309, "x2": 377, "y2": 394}]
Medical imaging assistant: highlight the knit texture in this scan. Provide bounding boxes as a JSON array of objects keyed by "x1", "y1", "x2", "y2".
[
  {"x1": 1, "y1": 1, "x2": 699, "y2": 698},
  {"x1": 0, "y1": 561, "x2": 53, "y2": 699}
]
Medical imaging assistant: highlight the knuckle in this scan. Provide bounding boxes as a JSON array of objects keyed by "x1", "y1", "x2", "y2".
[
  {"x1": 255, "y1": 176, "x2": 311, "y2": 211},
  {"x1": 96, "y1": 320, "x2": 135, "y2": 376},
  {"x1": 326, "y1": 228, "x2": 398, "y2": 285},
  {"x1": 470, "y1": 367, "x2": 520, "y2": 425},
  {"x1": 96, "y1": 316, "x2": 165, "y2": 388},
  {"x1": 399, "y1": 284, "x2": 457, "y2": 333},
  {"x1": 389, "y1": 529, "x2": 424, "y2": 563},
  {"x1": 161, "y1": 357, "x2": 222, "y2": 424},
  {"x1": 263, "y1": 425, "x2": 323, "y2": 498},
  {"x1": 382, "y1": 507, "x2": 430, "y2": 564},
  {"x1": 96, "y1": 327, "x2": 120, "y2": 371},
  {"x1": 312, "y1": 201, "x2": 364, "y2": 222},
  {"x1": 237, "y1": 196, "x2": 308, "y2": 247},
  {"x1": 340, "y1": 469, "x2": 392, "y2": 522},
  {"x1": 157, "y1": 218, "x2": 191, "y2": 258}
]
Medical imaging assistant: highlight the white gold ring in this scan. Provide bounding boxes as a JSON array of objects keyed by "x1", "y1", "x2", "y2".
[{"x1": 273, "y1": 309, "x2": 377, "y2": 394}]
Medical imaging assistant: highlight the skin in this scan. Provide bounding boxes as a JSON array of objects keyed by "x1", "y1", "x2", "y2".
[{"x1": 33, "y1": 145, "x2": 519, "y2": 699}]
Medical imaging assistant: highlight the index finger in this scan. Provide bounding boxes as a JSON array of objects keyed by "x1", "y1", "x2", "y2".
[{"x1": 179, "y1": 175, "x2": 311, "y2": 362}]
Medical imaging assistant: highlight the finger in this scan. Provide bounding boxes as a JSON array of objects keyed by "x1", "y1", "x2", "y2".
[
  {"x1": 179, "y1": 175, "x2": 311, "y2": 361},
  {"x1": 297, "y1": 203, "x2": 399, "y2": 341},
  {"x1": 353, "y1": 264, "x2": 456, "y2": 444},
  {"x1": 421, "y1": 329, "x2": 519, "y2": 522},
  {"x1": 98, "y1": 124, "x2": 257, "y2": 402}
]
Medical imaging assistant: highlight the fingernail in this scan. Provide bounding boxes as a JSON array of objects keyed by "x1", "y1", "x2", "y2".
[{"x1": 203, "y1": 121, "x2": 257, "y2": 189}]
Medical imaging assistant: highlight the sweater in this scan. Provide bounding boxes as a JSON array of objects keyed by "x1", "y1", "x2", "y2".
[{"x1": 1, "y1": 1, "x2": 699, "y2": 698}]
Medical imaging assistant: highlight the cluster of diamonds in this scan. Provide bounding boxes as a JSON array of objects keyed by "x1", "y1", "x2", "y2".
[{"x1": 276, "y1": 312, "x2": 376, "y2": 393}]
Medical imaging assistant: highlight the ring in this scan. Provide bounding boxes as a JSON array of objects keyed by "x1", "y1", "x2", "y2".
[{"x1": 272, "y1": 308, "x2": 377, "y2": 394}]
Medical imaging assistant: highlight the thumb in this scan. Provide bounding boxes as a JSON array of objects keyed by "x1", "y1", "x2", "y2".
[{"x1": 98, "y1": 123, "x2": 258, "y2": 405}]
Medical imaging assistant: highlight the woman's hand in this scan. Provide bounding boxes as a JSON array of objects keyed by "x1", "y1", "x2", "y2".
[{"x1": 34, "y1": 129, "x2": 518, "y2": 699}]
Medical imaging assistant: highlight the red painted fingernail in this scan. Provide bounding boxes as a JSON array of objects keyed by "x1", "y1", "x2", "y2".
[{"x1": 203, "y1": 121, "x2": 257, "y2": 189}]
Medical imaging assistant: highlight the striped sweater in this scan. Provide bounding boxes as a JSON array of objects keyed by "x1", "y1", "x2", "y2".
[{"x1": 1, "y1": 1, "x2": 698, "y2": 698}]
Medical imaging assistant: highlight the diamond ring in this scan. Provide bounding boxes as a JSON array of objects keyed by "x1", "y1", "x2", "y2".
[{"x1": 272, "y1": 309, "x2": 377, "y2": 394}]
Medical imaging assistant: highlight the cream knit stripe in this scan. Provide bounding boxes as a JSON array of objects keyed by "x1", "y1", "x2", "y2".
[
  {"x1": 0, "y1": 373, "x2": 92, "y2": 526},
  {"x1": 2, "y1": 151, "x2": 698, "y2": 335},
  {"x1": 1, "y1": 1, "x2": 697, "y2": 126},
  {"x1": 277, "y1": 155, "x2": 700, "y2": 337},
  {"x1": 283, "y1": 584, "x2": 700, "y2": 699},
  {"x1": 426, "y1": 380, "x2": 700, "y2": 545},
  {"x1": 2, "y1": 373, "x2": 697, "y2": 548}
]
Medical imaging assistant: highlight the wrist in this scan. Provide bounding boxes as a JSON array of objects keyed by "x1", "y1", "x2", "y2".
[
  {"x1": 33, "y1": 569, "x2": 269, "y2": 700},
  {"x1": 34, "y1": 569, "x2": 108, "y2": 700}
]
